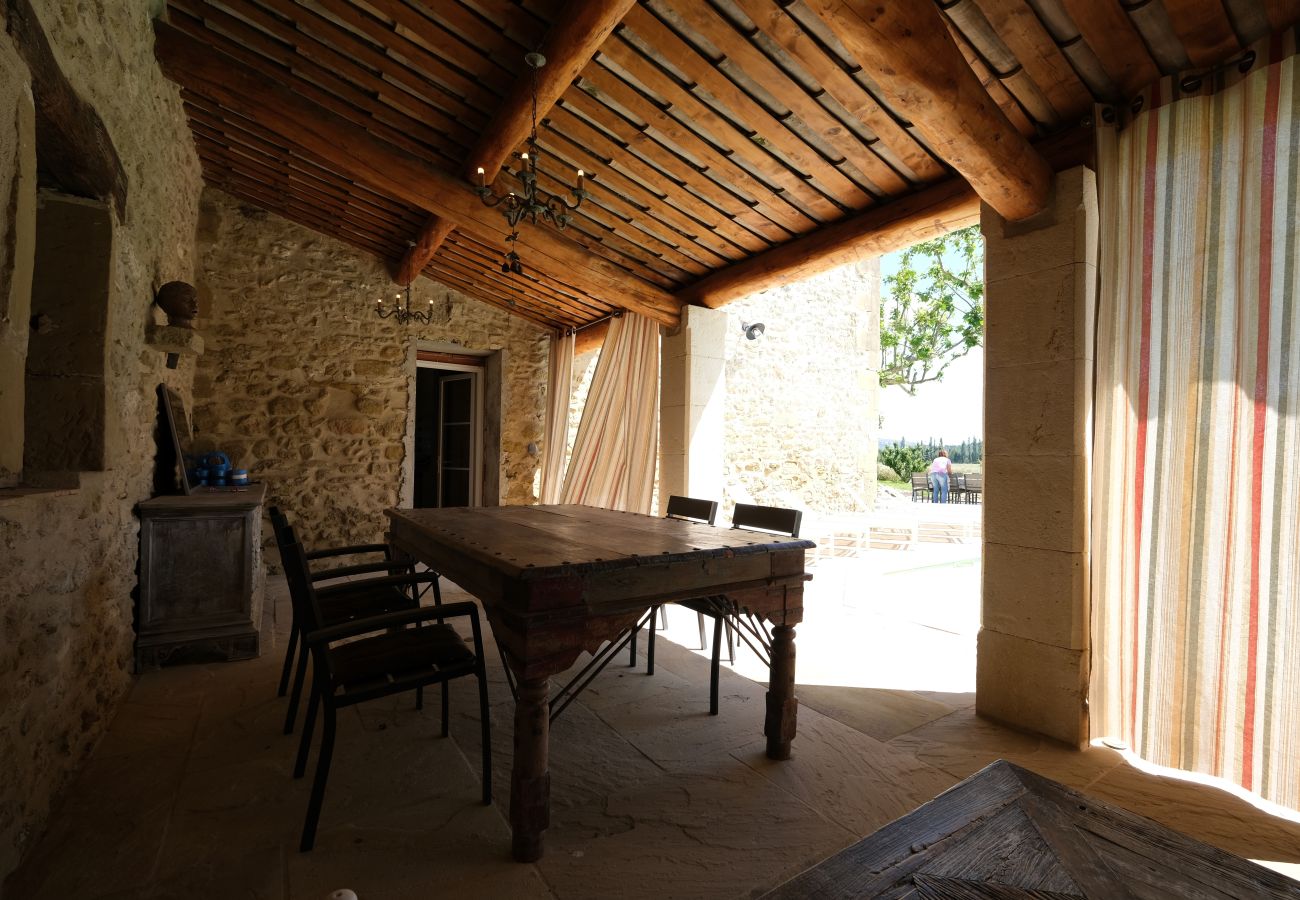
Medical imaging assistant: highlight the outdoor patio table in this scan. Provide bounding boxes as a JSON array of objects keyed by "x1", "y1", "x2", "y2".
[{"x1": 385, "y1": 503, "x2": 814, "y2": 862}]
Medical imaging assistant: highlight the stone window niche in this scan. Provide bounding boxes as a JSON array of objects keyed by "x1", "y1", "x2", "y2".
[{"x1": 22, "y1": 190, "x2": 113, "y2": 478}]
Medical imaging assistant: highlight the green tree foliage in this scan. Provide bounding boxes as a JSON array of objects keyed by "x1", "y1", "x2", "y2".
[
  {"x1": 880, "y1": 225, "x2": 984, "y2": 395},
  {"x1": 879, "y1": 443, "x2": 930, "y2": 479},
  {"x1": 880, "y1": 438, "x2": 983, "y2": 476}
]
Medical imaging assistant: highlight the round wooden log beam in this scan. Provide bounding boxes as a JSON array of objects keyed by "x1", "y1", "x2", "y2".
[{"x1": 803, "y1": 0, "x2": 1052, "y2": 223}]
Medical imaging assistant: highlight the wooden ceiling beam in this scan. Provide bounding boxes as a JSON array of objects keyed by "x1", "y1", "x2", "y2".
[
  {"x1": 155, "y1": 20, "x2": 682, "y2": 327},
  {"x1": 393, "y1": 0, "x2": 638, "y2": 290},
  {"x1": 465, "y1": 0, "x2": 638, "y2": 183},
  {"x1": 393, "y1": 218, "x2": 456, "y2": 287},
  {"x1": 802, "y1": 0, "x2": 1051, "y2": 222},
  {"x1": 676, "y1": 177, "x2": 979, "y2": 309}
]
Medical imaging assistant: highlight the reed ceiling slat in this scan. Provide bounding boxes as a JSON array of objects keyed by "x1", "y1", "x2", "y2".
[{"x1": 162, "y1": 0, "x2": 1283, "y2": 330}]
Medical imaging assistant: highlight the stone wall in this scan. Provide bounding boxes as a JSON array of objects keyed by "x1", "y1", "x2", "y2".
[
  {"x1": 720, "y1": 259, "x2": 880, "y2": 515},
  {"x1": 0, "y1": 0, "x2": 203, "y2": 881},
  {"x1": 193, "y1": 189, "x2": 548, "y2": 561}
]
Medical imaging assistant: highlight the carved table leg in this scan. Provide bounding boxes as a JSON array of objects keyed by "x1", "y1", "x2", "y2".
[
  {"x1": 510, "y1": 676, "x2": 551, "y2": 862},
  {"x1": 765, "y1": 624, "x2": 798, "y2": 760}
]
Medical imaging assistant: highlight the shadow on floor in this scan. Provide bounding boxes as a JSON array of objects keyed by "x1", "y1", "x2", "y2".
[{"x1": 7, "y1": 577, "x2": 1299, "y2": 899}]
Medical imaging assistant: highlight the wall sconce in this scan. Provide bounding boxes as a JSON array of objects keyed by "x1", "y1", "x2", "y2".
[{"x1": 741, "y1": 322, "x2": 765, "y2": 341}]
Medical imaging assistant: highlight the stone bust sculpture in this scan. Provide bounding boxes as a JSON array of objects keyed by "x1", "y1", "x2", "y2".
[{"x1": 156, "y1": 281, "x2": 198, "y2": 328}]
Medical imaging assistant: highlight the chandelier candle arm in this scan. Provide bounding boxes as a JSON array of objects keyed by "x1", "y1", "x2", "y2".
[
  {"x1": 475, "y1": 51, "x2": 595, "y2": 276},
  {"x1": 374, "y1": 284, "x2": 432, "y2": 326}
]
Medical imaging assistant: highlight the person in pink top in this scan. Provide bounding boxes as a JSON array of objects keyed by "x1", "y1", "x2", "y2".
[{"x1": 928, "y1": 449, "x2": 954, "y2": 503}]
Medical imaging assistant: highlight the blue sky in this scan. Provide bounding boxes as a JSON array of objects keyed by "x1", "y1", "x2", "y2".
[{"x1": 876, "y1": 248, "x2": 984, "y2": 443}]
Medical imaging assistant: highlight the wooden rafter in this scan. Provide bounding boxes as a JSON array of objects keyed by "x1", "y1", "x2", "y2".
[
  {"x1": 154, "y1": 20, "x2": 682, "y2": 328},
  {"x1": 159, "y1": 0, "x2": 1278, "y2": 331},
  {"x1": 391, "y1": 0, "x2": 639, "y2": 289},
  {"x1": 802, "y1": 0, "x2": 1051, "y2": 222},
  {"x1": 676, "y1": 177, "x2": 979, "y2": 308}
]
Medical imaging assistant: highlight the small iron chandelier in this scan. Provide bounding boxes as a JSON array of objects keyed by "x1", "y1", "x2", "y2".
[
  {"x1": 476, "y1": 52, "x2": 587, "y2": 276},
  {"x1": 375, "y1": 284, "x2": 432, "y2": 326}
]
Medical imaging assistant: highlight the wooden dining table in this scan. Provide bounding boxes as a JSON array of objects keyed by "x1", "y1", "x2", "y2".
[{"x1": 384, "y1": 503, "x2": 814, "y2": 862}]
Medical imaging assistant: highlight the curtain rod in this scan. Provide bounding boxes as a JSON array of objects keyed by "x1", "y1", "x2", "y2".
[{"x1": 566, "y1": 310, "x2": 623, "y2": 336}]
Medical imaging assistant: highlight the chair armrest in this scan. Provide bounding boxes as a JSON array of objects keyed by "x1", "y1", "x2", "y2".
[
  {"x1": 305, "y1": 601, "x2": 479, "y2": 645},
  {"x1": 304, "y1": 543, "x2": 390, "y2": 561},
  {"x1": 310, "y1": 560, "x2": 412, "y2": 582},
  {"x1": 315, "y1": 571, "x2": 440, "y2": 599}
]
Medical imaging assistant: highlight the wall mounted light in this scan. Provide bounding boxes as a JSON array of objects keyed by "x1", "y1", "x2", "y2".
[
  {"x1": 741, "y1": 322, "x2": 766, "y2": 341},
  {"x1": 376, "y1": 283, "x2": 433, "y2": 326}
]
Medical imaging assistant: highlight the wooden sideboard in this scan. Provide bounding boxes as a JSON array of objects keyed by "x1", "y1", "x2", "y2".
[{"x1": 136, "y1": 484, "x2": 266, "y2": 669}]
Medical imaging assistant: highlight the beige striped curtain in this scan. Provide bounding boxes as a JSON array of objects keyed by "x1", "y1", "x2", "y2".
[
  {"x1": 540, "y1": 329, "x2": 574, "y2": 504},
  {"x1": 1092, "y1": 33, "x2": 1300, "y2": 811},
  {"x1": 560, "y1": 313, "x2": 659, "y2": 514}
]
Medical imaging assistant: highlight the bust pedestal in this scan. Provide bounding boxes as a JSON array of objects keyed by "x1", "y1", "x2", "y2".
[{"x1": 135, "y1": 484, "x2": 266, "y2": 669}]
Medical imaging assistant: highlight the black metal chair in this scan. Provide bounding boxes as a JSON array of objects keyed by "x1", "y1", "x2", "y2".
[
  {"x1": 269, "y1": 507, "x2": 431, "y2": 735},
  {"x1": 639, "y1": 496, "x2": 720, "y2": 675},
  {"x1": 280, "y1": 538, "x2": 492, "y2": 852},
  {"x1": 679, "y1": 503, "x2": 803, "y2": 715}
]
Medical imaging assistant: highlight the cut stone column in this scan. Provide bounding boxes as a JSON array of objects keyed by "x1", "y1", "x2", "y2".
[
  {"x1": 659, "y1": 305, "x2": 727, "y2": 510},
  {"x1": 977, "y1": 166, "x2": 1097, "y2": 747}
]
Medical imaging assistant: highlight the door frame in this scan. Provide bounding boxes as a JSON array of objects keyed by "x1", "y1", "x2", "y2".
[
  {"x1": 403, "y1": 342, "x2": 498, "y2": 509},
  {"x1": 434, "y1": 370, "x2": 479, "y2": 506}
]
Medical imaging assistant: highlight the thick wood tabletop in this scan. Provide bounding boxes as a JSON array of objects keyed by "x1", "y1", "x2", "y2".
[
  {"x1": 386, "y1": 504, "x2": 813, "y2": 581},
  {"x1": 762, "y1": 760, "x2": 1300, "y2": 899},
  {"x1": 385, "y1": 502, "x2": 813, "y2": 676}
]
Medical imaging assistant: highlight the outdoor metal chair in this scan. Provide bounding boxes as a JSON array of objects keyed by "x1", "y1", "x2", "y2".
[
  {"x1": 910, "y1": 472, "x2": 931, "y2": 501},
  {"x1": 638, "y1": 495, "x2": 720, "y2": 674},
  {"x1": 950, "y1": 473, "x2": 967, "y2": 503},
  {"x1": 678, "y1": 502, "x2": 803, "y2": 715},
  {"x1": 269, "y1": 507, "x2": 429, "y2": 735},
  {"x1": 963, "y1": 472, "x2": 983, "y2": 503},
  {"x1": 280, "y1": 538, "x2": 491, "y2": 852}
]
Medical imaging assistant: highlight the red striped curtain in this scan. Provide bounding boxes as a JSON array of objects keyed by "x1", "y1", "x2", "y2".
[
  {"x1": 560, "y1": 313, "x2": 659, "y2": 514},
  {"x1": 1092, "y1": 33, "x2": 1300, "y2": 811}
]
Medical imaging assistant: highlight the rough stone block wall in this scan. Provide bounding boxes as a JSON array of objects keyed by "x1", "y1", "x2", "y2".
[
  {"x1": 0, "y1": 0, "x2": 203, "y2": 881},
  {"x1": 193, "y1": 189, "x2": 548, "y2": 561},
  {"x1": 721, "y1": 259, "x2": 880, "y2": 515}
]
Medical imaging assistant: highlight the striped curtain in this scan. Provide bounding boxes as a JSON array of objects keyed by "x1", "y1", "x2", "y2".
[
  {"x1": 540, "y1": 329, "x2": 574, "y2": 504},
  {"x1": 1092, "y1": 33, "x2": 1300, "y2": 811},
  {"x1": 560, "y1": 313, "x2": 659, "y2": 514}
]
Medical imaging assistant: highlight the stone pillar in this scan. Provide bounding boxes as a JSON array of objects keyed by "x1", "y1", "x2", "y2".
[
  {"x1": 659, "y1": 305, "x2": 727, "y2": 511},
  {"x1": 977, "y1": 166, "x2": 1097, "y2": 748}
]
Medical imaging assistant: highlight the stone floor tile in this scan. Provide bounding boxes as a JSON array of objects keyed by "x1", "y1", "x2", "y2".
[
  {"x1": 590, "y1": 681, "x2": 775, "y2": 775},
  {"x1": 4, "y1": 792, "x2": 174, "y2": 900},
  {"x1": 1084, "y1": 762, "x2": 1300, "y2": 865},
  {"x1": 796, "y1": 684, "x2": 960, "y2": 742},
  {"x1": 284, "y1": 802, "x2": 551, "y2": 900},
  {"x1": 887, "y1": 706, "x2": 1126, "y2": 789},
  {"x1": 732, "y1": 704, "x2": 958, "y2": 838},
  {"x1": 100, "y1": 847, "x2": 285, "y2": 900},
  {"x1": 536, "y1": 757, "x2": 853, "y2": 900}
]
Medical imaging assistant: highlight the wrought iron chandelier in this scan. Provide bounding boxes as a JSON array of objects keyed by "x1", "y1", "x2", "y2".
[
  {"x1": 476, "y1": 52, "x2": 587, "y2": 276},
  {"x1": 375, "y1": 283, "x2": 432, "y2": 326}
]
